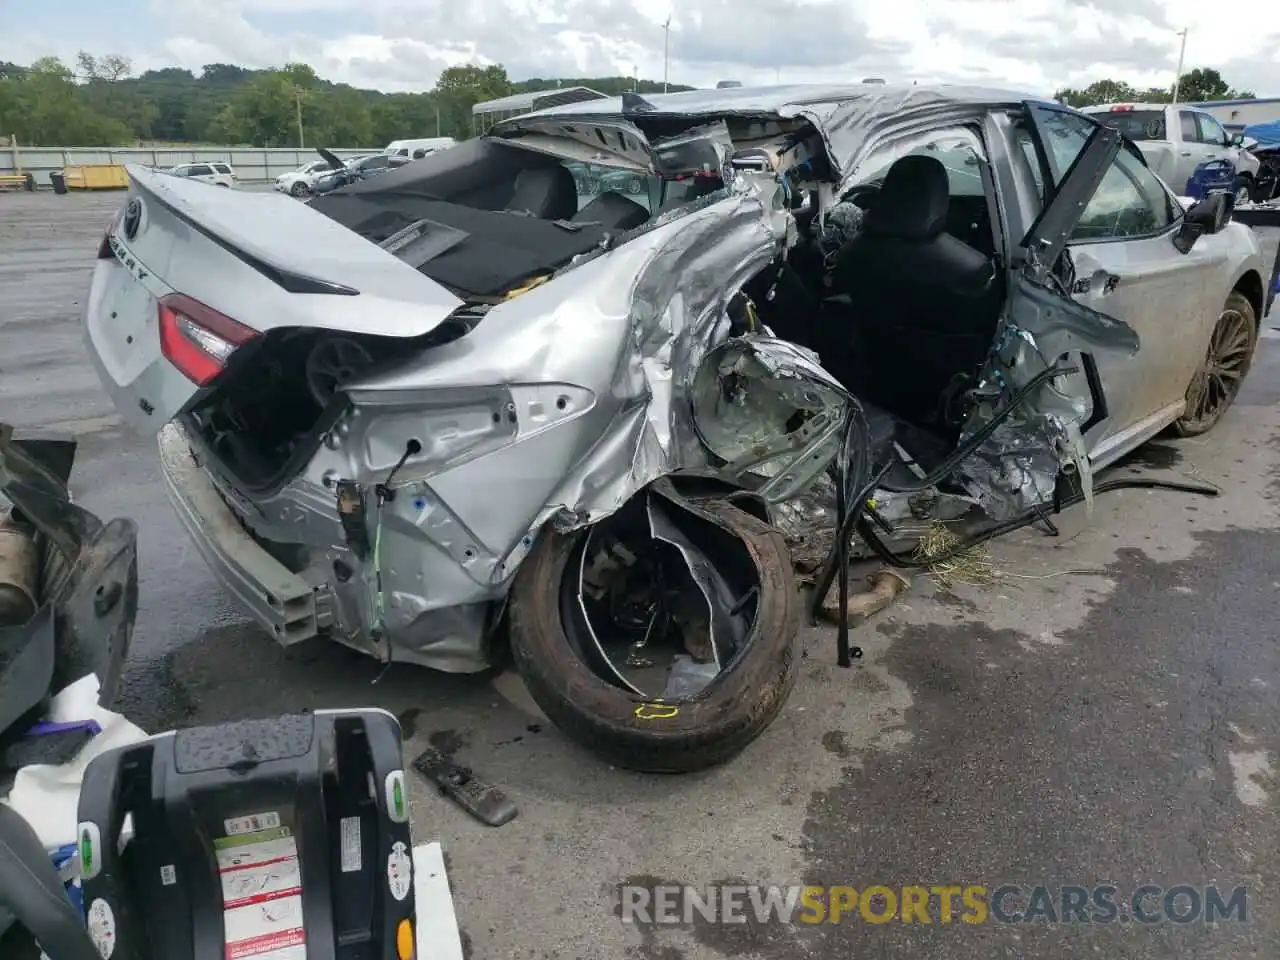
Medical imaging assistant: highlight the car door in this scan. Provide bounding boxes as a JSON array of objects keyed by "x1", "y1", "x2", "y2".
[
  {"x1": 1193, "y1": 112, "x2": 1247, "y2": 184},
  {"x1": 1171, "y1": 109, "x2": 1216, "y2": 191},
  {"x1": 1194, "y1": 112, "x2": 1232, "y2": 164},
  {"x1": 943, "y1": 106, "x2": 1139, "y2": 513},
  {"x1": 187, "y1": 163, "x2": 215, "y2": 184},
  {"x1": 1018, "y1": 104, "x2": 1224, "y2": 462}
]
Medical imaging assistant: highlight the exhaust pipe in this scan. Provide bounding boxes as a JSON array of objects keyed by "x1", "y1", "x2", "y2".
[{"x1": 0, "y1": 510, "x2": 38, "y2": 627}]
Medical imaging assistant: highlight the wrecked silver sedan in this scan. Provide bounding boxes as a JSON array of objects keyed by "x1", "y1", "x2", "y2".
[{"x1": 83, "y1": 84, "x2": 1273, "y2": 772}]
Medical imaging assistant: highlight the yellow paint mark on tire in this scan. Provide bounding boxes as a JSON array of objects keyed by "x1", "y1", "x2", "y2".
[{"x1": 634, "y1": 702, "x2": 679, "y2": 720}]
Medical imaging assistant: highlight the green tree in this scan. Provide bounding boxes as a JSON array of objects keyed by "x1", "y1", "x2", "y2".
[
  {"x1": 311, "y1": 85, "x2": 375, "y2": 147},
  {"x1": 211, "y1": 69, "x2": 301, "y2": 145},
  {"x1": 1053, "y1": 78, "x2": 1137, "y2": 107},
  {"x1": 0, "y1": 52, "x2": 699, "y2": 146},
  {"x1": 1055, "y1": 68, "x2": 1256, "y2": 108},
  {"x1": 1175, "y1": 67, "x2": 1254, "y2": 103},
  {"x1": 0, "y1": 57, "x2": 132, "y2": 145},
  {"x1": 434, "y1": 64, "x2": 514, "y2": 138}
]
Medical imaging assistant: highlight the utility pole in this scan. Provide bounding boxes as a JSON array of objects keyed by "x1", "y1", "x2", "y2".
[
  {"x1": 663, "y1": 16, "x2": 671, "y2": 93},
  {"x1": 1171, "y1": 28, "x2": 1188, "y2": 104},
  {"x1": 294, "y1": 87, "x2": 305, "y2": 148},
  {"x1": 435, "y1": 105, "x2": 441, "y2": 137}
]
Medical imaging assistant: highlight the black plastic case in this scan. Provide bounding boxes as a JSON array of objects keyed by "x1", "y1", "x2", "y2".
[{"x1": 76, "y1": 709, "x2": 414, "y2": 960}]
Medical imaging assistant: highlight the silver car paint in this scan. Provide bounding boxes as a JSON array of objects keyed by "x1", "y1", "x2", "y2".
[
  {"x1": 160, "y1": 172, "x2": 799, "y2": 671},
  {"x1": 90, "y1": 84, "x2": 1268, "y2": 672},
  {"x1": 85, "y1": 165, "x2": 466, "y2": 432}
]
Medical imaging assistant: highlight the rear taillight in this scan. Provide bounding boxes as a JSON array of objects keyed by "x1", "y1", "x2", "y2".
[
  {"x1": 157, "y1": 293, "x2": 259, "y2": 386},
  {"x1": 1110, "y1": 105, "x2": 1134, "y2": 112}
]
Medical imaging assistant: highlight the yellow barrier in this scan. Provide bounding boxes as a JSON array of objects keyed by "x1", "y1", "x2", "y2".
[
  {"x1": 0, "y1": 173, "x2": 31, "y2": 192},
  {"x1": 61, "y1": 164, "x2": 129, "y2": 190}
]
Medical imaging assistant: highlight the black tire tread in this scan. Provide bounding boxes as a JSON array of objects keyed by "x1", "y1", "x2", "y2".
[{"x1": 508, "y1": 498, "x2": 800, "y2": 773}]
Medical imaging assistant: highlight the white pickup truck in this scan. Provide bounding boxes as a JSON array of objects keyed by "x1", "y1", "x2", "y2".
[{"x1": 1080, "y1": 102, "x2": 1261, "y2": 203}]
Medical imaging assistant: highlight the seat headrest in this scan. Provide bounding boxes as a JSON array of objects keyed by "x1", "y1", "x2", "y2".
[
  {"x1": 571, "y1": 191, "x2": 650, "y2": 231},
  {"x1": 508, "y1": 164, "x2": 580, "y2": 220},
  {"x1": 864, "y1": 154, "x2": 951, "y2": 241}
]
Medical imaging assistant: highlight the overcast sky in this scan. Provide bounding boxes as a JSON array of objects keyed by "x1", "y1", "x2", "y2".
[{"x1": 1, "y1": 0, "x2": 1276, "y2": 97}]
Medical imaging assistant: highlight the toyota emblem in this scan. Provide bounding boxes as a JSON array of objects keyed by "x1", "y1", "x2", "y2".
[{"x1": 122, "y1": 198, "x2": 142, "y2": 239}]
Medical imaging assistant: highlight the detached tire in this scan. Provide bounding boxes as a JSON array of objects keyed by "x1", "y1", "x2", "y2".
[{"x1": 509, "y1": 499, "x2": 800, "y2": 773}]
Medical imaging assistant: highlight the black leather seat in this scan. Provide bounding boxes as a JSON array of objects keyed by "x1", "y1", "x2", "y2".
[
  {"x1": 571, "y1": 191, "x2": 650, "y2": 230},
  {"x1": 506, "y1": 165, "x2": 580, "y2": 219},
  {"x1": 824, "y1": 154, "x2": 1002, "y2": 426}
]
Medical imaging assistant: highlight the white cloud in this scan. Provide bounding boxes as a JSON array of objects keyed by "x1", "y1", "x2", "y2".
[{"x1": 4, "y1": 0, "x2": 1279, "y2": 96}]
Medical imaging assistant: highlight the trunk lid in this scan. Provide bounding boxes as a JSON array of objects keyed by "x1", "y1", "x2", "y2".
[{"x1": 85, "y1": 164, "x2": 464, "y2": 435}]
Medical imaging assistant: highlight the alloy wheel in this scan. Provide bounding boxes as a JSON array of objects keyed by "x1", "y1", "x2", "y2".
[{"x1": 1180, "y1": 305, "x2": 1253, "y2": 432}]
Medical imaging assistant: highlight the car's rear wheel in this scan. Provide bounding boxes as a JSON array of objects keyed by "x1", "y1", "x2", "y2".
[
  {"x1": 508, "y1": 491, "x2": 800, "y2": 773},
  {"x1": 1172, "y1": 290, "x2": 1257, "y2": 436},
  {"x1": 291, "y1": 182, "x2": 311, "y2": 197}
]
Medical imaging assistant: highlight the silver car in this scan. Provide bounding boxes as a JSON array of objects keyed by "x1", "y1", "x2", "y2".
[{"x1": 83, "y1": 84, "x2": 1274, "y2": 767}]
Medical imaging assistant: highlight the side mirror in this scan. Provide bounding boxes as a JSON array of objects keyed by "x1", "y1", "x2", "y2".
[
  {"x1": 1229, "y1": 133, "x2": 1244, "y2": 147},
  {"x1": 1174, "y1": 192, "x2": 1232, "y2": 254}
]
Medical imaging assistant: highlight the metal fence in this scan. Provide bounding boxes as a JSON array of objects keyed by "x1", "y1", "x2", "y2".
[{"x1": 0, "y1": 145, "x2": 374, "y2": 187}]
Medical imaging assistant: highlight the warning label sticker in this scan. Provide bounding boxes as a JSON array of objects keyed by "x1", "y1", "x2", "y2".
[
  {"x1": 215, "y1": 826, "x2": 305, "y2": 960},
  {"x1": 224, "y1": 812, "x2": 282, "y2": 837},
  {"x1": 340, "y1": 816, "x2": 361, "y2": 873}
]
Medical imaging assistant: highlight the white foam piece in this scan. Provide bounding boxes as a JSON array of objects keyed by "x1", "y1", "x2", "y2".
[
  {"x1": 414, "y1": 841, "x2": 465, "y2": 960},
  {"x1": 1, "y1": 675, "x2": 149, "y2": 848}
]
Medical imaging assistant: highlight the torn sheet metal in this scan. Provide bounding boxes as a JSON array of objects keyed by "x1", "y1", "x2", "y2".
[
  {"x1": 319, "y1": 171, "x2": 801, "y2": 642},
  {"x1": 491, "y1": 83, "x2": 1031, "y2": 196},
  {"x1": 689, "y1": 336, "x2": 854, "y2": 504},
  {"x1": 651, "y1": 121, "x2": 736, "y2": 178},
  {"x1": 955, "y1": 275, "x2": 1141, "y2": 519}
]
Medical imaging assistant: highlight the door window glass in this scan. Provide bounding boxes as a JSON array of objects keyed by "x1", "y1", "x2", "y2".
[
  {"x1": 1179, "y1": 111, "x2": 1199, "y2": 141},
  {"x1": 1195, "y1": 113, "x2": 1229, "y2": 147},
  {"x1": 1027, "y1": 107, "x2": 1178, "y2": 240},
  {"x1": 1074, "y1": 150, "x2": 1178, "y2": 240},
  {"x1": 189, "y1": 164, "x2": 213, "y2": 176}
]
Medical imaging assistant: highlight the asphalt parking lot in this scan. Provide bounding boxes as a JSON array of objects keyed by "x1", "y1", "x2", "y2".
[{"x1": 3, "y1": 189, "x2": 1279, "y2": 959}]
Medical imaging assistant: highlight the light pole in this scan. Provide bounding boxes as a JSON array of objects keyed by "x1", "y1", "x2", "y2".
[
  {"x1": 1171, "y1": 28, "x2": 1188, "y2": 104},
  {"x1": 663, "y1": 16, "x2": 671, "y2": 93}
]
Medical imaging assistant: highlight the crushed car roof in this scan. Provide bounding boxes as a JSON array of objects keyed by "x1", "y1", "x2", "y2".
[
  {"x1": 490, "y1": 82, "x2": 1040, "y2": 182},
  {"x1": 501, "y1": 82, "x2": 1037, "y2": 123}
]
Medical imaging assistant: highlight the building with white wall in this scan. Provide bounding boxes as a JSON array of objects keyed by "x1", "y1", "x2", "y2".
[{"x1": 1188, "y1": 98, "x2": 1280, "y2": 132}]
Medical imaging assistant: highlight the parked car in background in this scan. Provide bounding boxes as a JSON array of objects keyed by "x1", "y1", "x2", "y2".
[
  {"x1": 274, "y1": 159, "x2": 341, "y2": 197},
  {"x1": 385, "y1": 137, "x2": 456, "y2": 159},
  {"x1": 1080, "y1": 102, "x2": 1261, "y2": 203},
  {"x1": 309, "y1": 150, "x2": 408, "y2": 197},
  {"x1": 166, "y1": 162, "x2": 237, "y2": 188}
]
